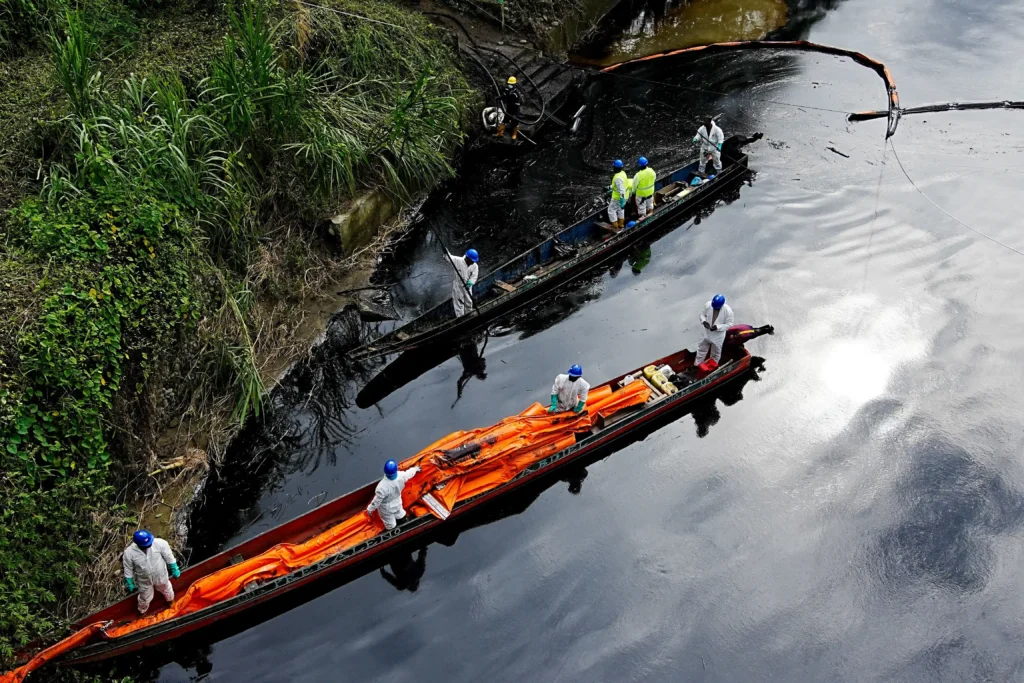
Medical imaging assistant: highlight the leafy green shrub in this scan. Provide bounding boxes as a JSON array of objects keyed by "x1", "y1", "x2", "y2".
[
  {"x1": 0, "y1": 473, "x2": 105, "y2": 660},
  {"x1": 7, "y1": 184, "x2": 206, "y2": 479}
]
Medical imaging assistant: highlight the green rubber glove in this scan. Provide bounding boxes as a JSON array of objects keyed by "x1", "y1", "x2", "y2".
[
  {"x1": 548, "y1": 395, "x2": 558, "y2": 413},
  {"x1": 125, "y1": 577, "x2": 136, "y2": 593},
  {"x1": 716, "y1": 143, "x2": 722, "y2": 150},
  {"x1": 574, "y1": 400, "x2": 586, "y2": 413},
  {"x1": 169, "y1": 563, "x2": 181, "y2": 579},
  {"x1": 618, "y1": 198, "x2": 626, "y2": 208}
]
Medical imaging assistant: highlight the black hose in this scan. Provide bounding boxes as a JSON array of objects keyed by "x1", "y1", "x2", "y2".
[
  {"x1": 472, "y1": 43, "x2": 552, "y2": 126},
  {"x1": 420, "y1": 10, "x2": 549, "y2": 126}
]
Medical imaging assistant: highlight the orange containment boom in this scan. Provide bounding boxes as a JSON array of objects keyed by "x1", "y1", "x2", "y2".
[
  {"x1": 1, "y1": 381, "x2": 652, "y2": 682},
  {"x1": 0, "y1": 622, "x2": 108, "y2": 683},
  {"x1": 600, "y1": 40, "x2": 901, "y2": 139}
]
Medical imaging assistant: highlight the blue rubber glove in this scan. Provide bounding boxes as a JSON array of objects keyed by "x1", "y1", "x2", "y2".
[
  {"x1": 574, "y1": 400, "x2": 586, "y2": 413},
  {"x1": 548, "y1": 395, "x2": 558, "y2": 413},
  {"x1": 125, "y1": 577, "x2": 136, "y2": 593},
  {"x1": 716, "y1": 143, "x2": 722, "y2": 150},
  {"x1": 169, "y1": 563, "x2": 181, "y2": 579}
]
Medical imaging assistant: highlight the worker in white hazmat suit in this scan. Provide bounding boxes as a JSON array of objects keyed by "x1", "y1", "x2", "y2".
[
  {"x1": 696, "y1": 294, "x2": 734, "y2": 364},
  {"x1": 549, "y1": 364, "x2": 590, "y2": 413},
  {"x1": 367, "y1": 460, "x2": 421, "y2": 529},
  {"x1": 123, "y1": 529, "x2": 180, "y2": 614},
  {"x1": 448, "y1": 249, "x2": 479, "y2": 318},
  {"x1": 693, "y1": 116, "x2": 725, "y2": 175}
]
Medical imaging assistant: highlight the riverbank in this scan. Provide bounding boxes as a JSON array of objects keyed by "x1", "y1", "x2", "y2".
[{"x1": 0, "y1": 0, "x2": 471, "y2": 669}]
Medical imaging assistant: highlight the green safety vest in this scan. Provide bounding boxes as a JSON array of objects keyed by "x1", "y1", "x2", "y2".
[
  {"x1": 633, "y1": 167, "x2": 656, "y2": 198},
  {"x1": 610, "y1": 171, "x2": 630, "y2": 201}
]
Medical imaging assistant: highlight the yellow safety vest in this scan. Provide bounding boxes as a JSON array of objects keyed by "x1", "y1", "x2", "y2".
[
  {"x1": 633, "y1": 167, "x2": 656, "y2": 198},
  {"x1": 610, "y1": 171, "x2": 630, "y2": 201}
]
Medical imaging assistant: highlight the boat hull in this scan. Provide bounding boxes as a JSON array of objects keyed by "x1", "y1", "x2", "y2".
[
  {"x1": 348, "y1": 152, "x2": 751, "y2": 360},
  {"x1": 62, "y1": 347, "x2": 754, "y2": 665}
]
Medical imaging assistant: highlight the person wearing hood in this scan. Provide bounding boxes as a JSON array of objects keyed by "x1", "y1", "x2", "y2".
[
  {"x1": 448, "y1": 249, "x2": 479, "y2": 318},
  {"x1": 693, "y1": 116, "x2": 725, "y2": 176},
  {"x1": 696, "y1": 294, "x2": 734, "y2": 364},
  {"x1": 549, "y1": 364, "x2": 590, "y2": 414},
  {"x1": 367, "y1": 460, "x2": 421, "y2": 530},
  {"x1": 123, "y1": 530, "x2": 180, "y2": 614}
]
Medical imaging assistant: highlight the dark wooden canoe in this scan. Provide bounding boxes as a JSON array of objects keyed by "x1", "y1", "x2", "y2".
[
  {"x1": 61, "y1": 325, "x2": 772, "y2": 666},
  {"x1": 347, "y1": 144, "x2": 753, "y2": 361}
]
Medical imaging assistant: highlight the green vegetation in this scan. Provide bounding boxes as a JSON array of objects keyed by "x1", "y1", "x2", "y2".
[{"x1": 0, "y1": 0, "x2": 471, "y2": 668}]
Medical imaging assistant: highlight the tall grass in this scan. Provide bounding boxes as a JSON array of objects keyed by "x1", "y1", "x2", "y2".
[
  {"x1": 39, "y1": 0, "x2": 471, "y2": 421},
  {"x1": 50, "y1": 10, "x2": 101, "y2": 120}
]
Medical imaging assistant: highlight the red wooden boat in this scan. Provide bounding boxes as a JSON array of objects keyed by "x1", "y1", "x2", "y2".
[{"x1": 41, "y1": 325, "x2": 772, "y2": 669}]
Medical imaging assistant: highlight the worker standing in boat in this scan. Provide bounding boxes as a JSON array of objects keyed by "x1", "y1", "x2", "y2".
[
  {"x1": 123, "y1": 529, "x2": 180, "y2": 614},
  {"x1": 495, "y1": 76, "x2": 522, "y2": 140},
  {"x1": 608, "y1": 159, "x2": 631, "y2": 230},
  {"x1": 367, "y1": 460, "x2": 421, "y2": 530},
  {"x1": 448, "y1": 249, "x2": 479, "y2": 318},
  {"x1": 693, "y1": 116, "x2": 725, "y2": 176},
  {"x1": 696, "y1": 294, "x2": 735, "y2": 364},
  {"x1": 632, "y1": 157, "x2": 657, "y2": 219},
  {"x1": 549, "y1": 364, "x2": 590, "y2": 413}
]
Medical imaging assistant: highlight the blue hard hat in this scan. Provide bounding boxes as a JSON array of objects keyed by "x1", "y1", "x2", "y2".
[
  {"x1": 133, "y1": 530, "x2": 154, "y2": 549},
  {"x1": 613, "y1": 159, "x2": 623, "y2": 169},
  {"x1": 384, "y1": 460, "x2": 399, "y2": 479},
  {"x1": 465, "y1": 248, "x2": 479, "y2": 263},
  {"x1": 568, "y1": 364, "x2": 583, "y2": 377},
  {"x1": 712, "y1": 294, "x2": 726, "y2": 309},
  {"x1": 638, "y1": 156, "x2": 648, "y2": 168},
  {"x1": 626, "y1": 221, "x2": 637, "y2": 229}
]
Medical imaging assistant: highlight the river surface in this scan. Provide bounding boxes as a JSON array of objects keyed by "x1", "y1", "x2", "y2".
[{"x1": 136, "y1": 0, "x2": 1024, "y2": 680}]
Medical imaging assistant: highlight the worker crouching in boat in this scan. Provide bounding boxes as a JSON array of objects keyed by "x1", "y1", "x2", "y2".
[
  {"x1": 549, "y1": 364, "x2": 590, "y2": 414},
  {"x1": 608, "y1": 159, "x2": 631, "y2": 230},
  {"x1": 123, "y1": 530, "x2": 180, "y2": 614},
  {"x1": 696, "y1": 294, "x2": 735, "y2": 365},
  {"x1": 367, "y1": 459, "x2": 421, "y2": 529}
]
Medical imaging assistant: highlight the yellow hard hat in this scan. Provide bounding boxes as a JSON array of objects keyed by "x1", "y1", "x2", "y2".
[{"x1": 507, "y1": 76, "x2": 517, "y2": 85}]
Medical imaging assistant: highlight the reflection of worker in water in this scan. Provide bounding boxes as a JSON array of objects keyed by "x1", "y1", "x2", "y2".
[
  {"x1": 628, "y1": 245, "x2": 651, "y2": 274},
  {"x1": 379, "y1": 548, "x2": 427, "y2": 592},
  {"x1": 691, "y1": 400, "x2": 721, "y2": 438},
  {"x1": 562, "y1": 466, "x2": 588, "y2": 495},
  {"x1": 454, "y1": 340, "x2": 488, "y2": 403}
]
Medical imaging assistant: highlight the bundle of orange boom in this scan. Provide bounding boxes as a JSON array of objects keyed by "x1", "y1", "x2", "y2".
[{"x1": 2, "y1": 380, "x2": 654, "y2": 682}]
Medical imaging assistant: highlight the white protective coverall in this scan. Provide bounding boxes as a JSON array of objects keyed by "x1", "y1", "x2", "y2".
[
  {"x1": 551, "y1": 373, "x2": 591, "y2": 412},
  {"x1": 448, "y1": 254, "x2": 479, "y2": 318},
  {"x1": 123, "y1": 538, "x2": 176, "y2": 614},
  {"x1": 696, "y1": 301, "x2": 734, "y2": 364},
  {"x1": 366, "y1": 466, "x2": 421, "y2": 529},
  {"x1": 693, "y1": 122, "x2": 725, "y2": 174}
]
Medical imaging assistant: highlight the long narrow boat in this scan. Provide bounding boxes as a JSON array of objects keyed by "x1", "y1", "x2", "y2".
[
  {"x1": 347, "y1": 140, "x2": 754, "y2": 361},
  {"x1": 18, "y1": 325, "x2": 772, "y2": 675}
]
